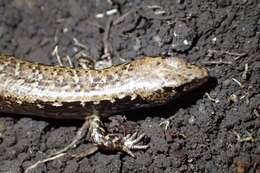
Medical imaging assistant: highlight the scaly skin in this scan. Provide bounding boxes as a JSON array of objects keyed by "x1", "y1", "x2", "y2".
[
  {"x1": 0, "y1": 54, "x2": 208, "y2": 119},
  {"x1": 0, "y1": 54, "x2": 209, "y2": 159}
]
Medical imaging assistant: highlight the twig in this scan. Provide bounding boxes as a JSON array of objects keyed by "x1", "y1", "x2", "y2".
[
  {"x1": 51, "y1": 46, "x2": 63, "y2": 67},
  {"x1": 232, "y1": 78, "x2": 243, "y2": 88},
  {"x1": 102, "y1": 17, "x2": 113, "y2": 59},
  {"x1": 113, "y1": 6, "x2": 142, "y2": 25},
  {"x1": 242, "y1": 63, "x2": 249, "y2": 80},
  {"x1": 64, "y1": 55, "x2": 74, "y2": 68},
  {"x1": 25, "y1": 120, "x2": 91, "y2": 172},
  {"x1": 74, "y1": 51, "x2": 95, "y2": 70},
  {"x1": 234, "y1": 131, "x2": 256, "y2": 143},
  {"x1": 24, "y1": 153, "x2": 66, "y2": 173},
  {"x1": 208, "y1": 49, "x2": 247, "y2": 60},
  {"x1": 146, "y1": 5, "x2": 166, "y2": 15},
  {"x1": 146, "y1": 5, "x2": 163, "y2": 9},
  {"x1": 159, "y1": 115, "x2": 176, "y2": 131},
  {"x1": 202, "y1": 60, "x2": 233, "y2": 65},
  {"x1": 73, "y1": 38, "x2": 89, "y2": 51},
  {"x1": 205, "y1": 92, "x2": 220, "y2": 103},
  {"x1": 107, "y1": 0, "x2": 113, "y2": 5},
  {"x1": 70, "y1": 146, "x2": 98, "y2": 158},
  {"x1": 253, "y1": 109, "x2": 259, "y2": 117},
  {"x1": 96, "y1": 9, "x2": 118, "y2": 18},
  {"x1": 106, "y1": 9, "x2": 118, "y2": 16},
  {"x1": 138, "y1": 10, "x2": 176, "y2": 20},
  {"x1": 51, "y1": 46, "x2": 74, "y2": 68}
]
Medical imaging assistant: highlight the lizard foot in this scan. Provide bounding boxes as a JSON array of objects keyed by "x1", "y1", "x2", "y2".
[
  {"x1": 25, "y1": 114, "x2": 148, "y2": 172},
  {"x1": 121, "y1": 132, "x2": 149, "y2": 157},
  {"x1": 87, "y1": 115, "x2": 148, "y2": 157}
]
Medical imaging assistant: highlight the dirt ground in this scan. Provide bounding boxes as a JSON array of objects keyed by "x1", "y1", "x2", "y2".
[{"x1": 0, "y1": 0, "x2": 259, "y2": 172}]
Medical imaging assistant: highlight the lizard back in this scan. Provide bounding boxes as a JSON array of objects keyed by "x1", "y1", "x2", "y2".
[{"x1": 0, "y1": 55, "x2": 208, "y2": 119}]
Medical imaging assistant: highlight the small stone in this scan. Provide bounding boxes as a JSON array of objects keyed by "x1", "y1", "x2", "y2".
[
  {"x1": 171, "y1": 21, "x2": 196, "y2": 52},
  {"x1": 188, "y1": 116, "x2": 196, "y2": 125}
]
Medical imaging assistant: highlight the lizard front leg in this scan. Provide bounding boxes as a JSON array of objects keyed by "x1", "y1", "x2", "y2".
[
  {"x1": 86, "y1": 114, "x2": 148, "y2": 157},
  {"x1": 25, "y1": 113, "x2": 148, "y2": 173}
]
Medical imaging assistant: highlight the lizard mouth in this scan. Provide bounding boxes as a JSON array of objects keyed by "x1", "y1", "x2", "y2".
[
  {"x1": 173, "y1": 75, "x2": 209, "y2": 94},
  {"x1": 182, "y1": 76, "x2": 209, "y2": 92}
]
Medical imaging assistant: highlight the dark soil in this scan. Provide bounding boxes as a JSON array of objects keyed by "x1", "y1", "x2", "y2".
[{"x1": 0, "y1": 0, "x2": 259, "y2": 173}]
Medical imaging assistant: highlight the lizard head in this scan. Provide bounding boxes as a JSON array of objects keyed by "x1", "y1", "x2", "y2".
[
  {"x1": 160, "y1": 57, "x2": 209, "y2": 93},
  {"x1": 132, "y1": 56, "x2": 209, "y2": 105}
]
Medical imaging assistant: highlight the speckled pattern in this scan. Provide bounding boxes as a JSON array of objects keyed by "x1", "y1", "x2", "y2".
[{"x1": 0, "y1": 54, "x2": 208, "y2": 119}]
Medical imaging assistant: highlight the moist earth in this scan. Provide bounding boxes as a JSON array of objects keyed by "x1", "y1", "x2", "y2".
[{"x1": 0, "y1": 0, "x2": 259, "y2": 173}]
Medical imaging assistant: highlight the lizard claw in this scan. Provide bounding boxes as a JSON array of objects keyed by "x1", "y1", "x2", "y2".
[
  {"x1": 87, "y1": 115, "x2": 149, "y2": 157},
  {"x1": 121, "y1": 132, "x2": 149, "y2": 157}
]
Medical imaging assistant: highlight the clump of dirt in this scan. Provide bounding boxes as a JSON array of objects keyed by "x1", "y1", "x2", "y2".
[{"x1": 0, "y1": 0, "x2": 259, "y2": 172}]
